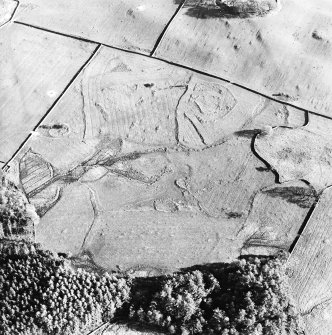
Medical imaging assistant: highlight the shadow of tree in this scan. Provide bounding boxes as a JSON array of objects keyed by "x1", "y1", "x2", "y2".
[
  {"x1": 185, "y1": 4, "x2": 248, "y2": 19},
  {"x1": 173, "y1": 0, "x2": 279, "y2": 19}
]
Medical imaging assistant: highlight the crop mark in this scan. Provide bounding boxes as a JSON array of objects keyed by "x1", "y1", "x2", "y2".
[
  {"x1": 18, "y1": 145, "x2": 170, "y2": 220},
  {"x1": 272, "y1": 92, "x2": 299, "y2": 102},
  {"x1": 174, "y1": 84, "x2": 190, "y2": 145},
  {"x1": 236, "y1": 188, "x2": 261, "y2": 237},
  {"x1": 19, "y1": 150, "x2": 54, "y2": 195},
  {"x1": 301, "y1": 297, "x2": 332, "y2": 317},
  {"x1": 80, "y1": 80, "x2": 87, "y2": 142},
  {"x1": 241, "y1": 239, "x2": 288, "y2": 253},
  {"x1": 80, "y1": 184, "x2": 101, "y2": 250},
  {"x1": 204, "y1": 232, "x2": 221, "y2": 258},
  {"x1": 184, "y1": 113, "x2": 207, "y2": 145},
  {"x1": 301, "y1": 298, "x2": 332, "y2": 316},
  {"x1": 95, "y1": 102, "x2": 109, "y2": 122},
  {"x1": 109, "y1": 164, "x2": 171, "y2": 185},
  {"x1": 35, "y1": 187, "x2": 63, "y2": 217}
]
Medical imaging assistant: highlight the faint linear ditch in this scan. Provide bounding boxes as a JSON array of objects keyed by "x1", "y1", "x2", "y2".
[
  {"x1": 174, "y1": 82, "x2": 191, "y2": 145},
  {"x1": 80, "y1": 80, "x2": 88, "y2": 142},
  {"x1": 301, "y1": 297, "x2": 332, "y2": 317},
  {"x1": 184, "y1": 113, "x2": 207, "y2": 146}
]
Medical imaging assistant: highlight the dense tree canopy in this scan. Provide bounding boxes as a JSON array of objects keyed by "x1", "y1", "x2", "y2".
[
  {"x1": 0, "y1": 177, "x2": 38, "y2": 240},
  {"x1": 129, "y1": 254, "x2": 304, "y2": 335},
  {"x1": 0, "y1": 240, "x2": 303, "y2": 335},
  {"x1": 0, "y1": 241, "x2": 131, "y2": 335}
]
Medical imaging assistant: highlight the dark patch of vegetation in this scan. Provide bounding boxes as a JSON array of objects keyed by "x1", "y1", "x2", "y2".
[
  {"x1": 263, "y1": 186, "x2": 317, "y2": 209},
  {"x1": 255, "y1": 166, "x2": 270, "y2": 172},
  {"x1": 39, "y1": 123, "x2": 67, "y2": 130},
  {"x1": 234, "y1": 129, "x2": 262, "y2": 138},
  {"x1": 144, "y1": 83, "x2": 154, "y2": 88},
  {"x1": 312, "y1": 30, "x2": 323, "y2": 41},
  {"x1": 225, "y1": 211, "x2": 243, "y2": 219}
]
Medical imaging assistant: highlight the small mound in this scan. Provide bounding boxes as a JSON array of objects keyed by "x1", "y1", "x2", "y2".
[{"x1": 38, "y1": 123, "x2": 70, "y2": 138}]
